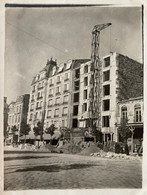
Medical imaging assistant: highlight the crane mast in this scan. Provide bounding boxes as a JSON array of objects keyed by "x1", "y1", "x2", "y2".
[{"x1": 88, "y1": 23, "x2": 112, "y2": 132}]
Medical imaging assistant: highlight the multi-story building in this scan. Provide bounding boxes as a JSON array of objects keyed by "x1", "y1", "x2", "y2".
[
  {"x1": 78, "y1": 52, "x2": 143, "y2": 142},
  {"x1": 7, "y1": 94, "x2": 30, "y2": 143},
  {"x1": 27, "y1": 58, "x2": 57, "y2": 135},
  {"x1": 27, "y1": 58, "x2": 89, "y2": 138},
  {"x1": 117, "y1": 96, "x2": 143, "y2": 141}
]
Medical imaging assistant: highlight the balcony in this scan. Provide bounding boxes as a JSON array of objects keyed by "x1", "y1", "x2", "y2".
[
  {"x1": 30, "y1": 109, "x2": 34, "y2": 112},
  {"x1": 31, "y1": 99, "x2": 35, "y2": 103},
  {"x1": 36, "y1": 107, "x2": 42, "y2": 110},
  {"x1": 48, "y1": 94, "x2": 53, "y2": 98},
  {"x1": 49, "y1": 84, "x2": 54, "y2": 87},
  {"x1": 32, "y1": 90, "x2": 35, "y2": 93},
  {"x1": 63, "y1": 90, "x2": 69, "y2": 94},
  {"x1": 62, "y1": 113, "x2": 68, "y2": 117},
  {"x1": 54, "y1": 103, "x2": 60, "y2": 106},
  {"x1": 37, "y1": 96, "x2": 43, "y2": 100},
  {"x1": 56, "y1": 81, "x2": 61, "y2": 85},
  {"x1": 63, "y1": 101, "x2": 68, "y2": 105},
  {"x1": 29, "y1": 118, "x2": 32, "y2": 121},
  {"x1": 48, "y1": 105, "x2": 53, "y2": 108},
  {"x1": 47, "y1": 116, "x2": 51, "y2": 119},
  {"x1": 54, "y1": 115, "x2": 59, "y2": 118},
  {"x1": 38, "y1": 86, "x2": 44, "y2": 90},
  {"x1": 64, "y1": 78, "x2": 69, "y2": 82},
  {"x1": 56, "y1": 92, "x2": 61, "y2": 96}
]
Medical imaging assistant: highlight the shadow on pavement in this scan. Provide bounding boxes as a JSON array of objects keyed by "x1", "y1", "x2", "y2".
[
  {"x1": 4, "y1": 156, "x2": 54, "y2": 161},
  {"x1": 14, "y1": 163, "x2": 100, "y2": 173},
  {"x1": 4, "y1": 151, "x2": 51, "y2": 154}
]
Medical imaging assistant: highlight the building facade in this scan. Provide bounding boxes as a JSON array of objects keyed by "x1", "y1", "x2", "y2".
[
  {"x1": 7, "y1": 94, "x2": 30, "y2": 143},
  {"x1": 78, "y1": 52, "x2": 143, "y2": 142},
  {"x1": 117, "y1": 96, "x2": 143, "y2": 141},
  {"x1": 27, "y1": 58, "x2": 89, "y2": 138}
]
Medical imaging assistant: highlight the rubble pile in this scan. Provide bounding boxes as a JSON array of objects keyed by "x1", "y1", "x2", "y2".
[
  {"x1": 39, "y1": 144, "x2": 55, "y2": 152},
  {"x1": 79, "y1": 142, "x2": 101, "y2": 155},
  {"x1": 90, "y1": 151, "x2": 141, "y2": 160}
]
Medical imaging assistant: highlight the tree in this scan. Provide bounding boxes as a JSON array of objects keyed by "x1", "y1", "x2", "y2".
[
  {"x1": 118, "y1": 118, "x2": 131, "y2": 143},
  {"x1": 20, "y1": 121, "x2": 31, "y2": 143},
  {"x1": 33, "y1": 121, "x2": 44, "y2": 141},
  {"x1": 45, "y1": 124, "x2": 55, "y2": 144}
]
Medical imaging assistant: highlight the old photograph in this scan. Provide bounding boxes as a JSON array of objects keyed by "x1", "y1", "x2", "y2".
[{"x1": 3, "y1": 4, "x2": 143, "y2": 191}]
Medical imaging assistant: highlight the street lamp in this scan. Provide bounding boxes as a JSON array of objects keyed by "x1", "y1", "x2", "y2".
[{"x1": 129, "y1": 126, "x2": 135, "y2": 154}]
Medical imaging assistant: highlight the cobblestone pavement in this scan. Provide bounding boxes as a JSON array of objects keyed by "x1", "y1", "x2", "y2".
[{"x1": 4, "y1": 150, "x2": 142, "y2": 190}]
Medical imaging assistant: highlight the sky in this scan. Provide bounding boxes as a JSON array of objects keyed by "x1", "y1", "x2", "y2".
[{"x1": 5, "y1": 6, "x2": 143, "y2": 103}]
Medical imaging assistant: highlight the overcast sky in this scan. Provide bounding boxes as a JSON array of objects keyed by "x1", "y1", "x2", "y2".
[{"x1": 5, "y1": 6, "x2": 143, "y2": 103}]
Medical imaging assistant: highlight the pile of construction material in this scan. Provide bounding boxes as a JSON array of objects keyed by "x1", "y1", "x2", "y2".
[{"x1": 90, "y1": 151, "x2": 141, "y2": 160}]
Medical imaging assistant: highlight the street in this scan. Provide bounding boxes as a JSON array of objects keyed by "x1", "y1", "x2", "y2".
[{"x1": 4, "y1": 150, "x2": 142, "y2": 190}]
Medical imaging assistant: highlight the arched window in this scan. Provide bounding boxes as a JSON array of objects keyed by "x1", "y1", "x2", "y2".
[
  {"x1": 134, "y1": 104, "x2": 141, "y2": 122},
  {"x1": 121, "y1": 106, "x2": 127, "y2": 121}
]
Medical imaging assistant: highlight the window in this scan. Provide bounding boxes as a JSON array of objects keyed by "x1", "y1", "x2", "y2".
[
  {"x1": 32, "y1": 85, "x2": 35, "y2": 91},
  {"x1": 55, "y1": 97, "x2": 60, "y2": 104},
  {"x1": 46, "y1": 122, "x2": 49, "y2": 128},
  {"x1": 84, "y1": 77, "x2": 88, "y2": 86},
  {"x1": 40, "y1": 101, "x2": 43, "y2": 108},
  {"x1": 121, "y1": 106, "x2": 127, "y2": 121},
  {"x1": 73, "y1": 105, "x2": 78, "y2": 116},
  {"x1": 64, "y1": 83, "x2": 69, "y2": 91},
  {"x1": 49, "y1": 88, "x2": 53, "y2": 95},
  {"x1": 55, "y1": 109, "x2": 59, "y2": 116},
  {"x1": 134, "y1": 104, "x2": 141, "y2": 122},
  {"x1": 103, "y1": 85, "x2": 110, "y2": 96},
  {"x1": 82, "y1": 103, "x2": 87, "y2": 112},
  {"x1": 32, "y1": 95, "x2": 34, "y2": 100},
  {"x1": 36, "y1": 102, "x2": 39, "y2": 108},
  {"x1": 57, "y1": 76, "x2": 60, "y2": 83},
  {"x1": 72, "y1": 118, "x2": 78, "y2": 128},
  {"x1": 73, "y1": 93, "x2": 79, "y2": 102},
  {"x1": 83, "y1": 89, "x2": 87, "y2": 99},
  {"x1": 103, "y1": 70, "x2": 110, "y2": 81},
  {"x1": 37, "y1": 92, "x2": 40, "y2": 98},
  {"x1": 74, "y1": 80, "x2": 80, "y2": 91},
  {"x1": 48, "y1": 99, "x2": 53, "y2": 106},
  {"x1": 19, "y1": 105, "x2": 21, "y2": 112},
  {"x1": 65, "y1": 73, "x2": 68, "y2": 80},
  {"x1": 63, "y1": 107, "x2": 68, "y2": 115},
  {"x1": 35, "y1": 112, "x2": 38, "y2": 119},
  {"x1": 31, "y1": 104, "x2": 34, "y2": 109},
  {"x1": 56, "y1": 86, "x2": 61, "y2": 94},
  {"x1": 84, "y1": 65, "x2": 88, "y2": 73},
  {"x1": 102, "y1": 116, "x2": 109, "y2": 127},
  {"x1": 38, "y1": 83, "x2": 41, "y2": 88},
  {"x1": 30, "y1": 113, "x2": 33, "y2": 120},
  {"x1": 75, "y1": 68, "x2": 80, "y2": 79},
  {"x1": 47, "y1": 110, "x2": 52, "y2": 117},
  {"x1": 103, "y1": 100, "x2": 110, "y2": 111},
  {"x1": 40, "y1": 111, "x2": 42, "y2": 119},
  {"x1": 104, "y1": 57, "x2": 110, "y2": 67},
  {"x1": 63, "y1": 95, "x2": 68, "y2": 103}
]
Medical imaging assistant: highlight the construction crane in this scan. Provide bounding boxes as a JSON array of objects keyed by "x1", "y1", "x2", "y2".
[{"x1": 88, "y1": 23, "x2": 112, "y2": 134}]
